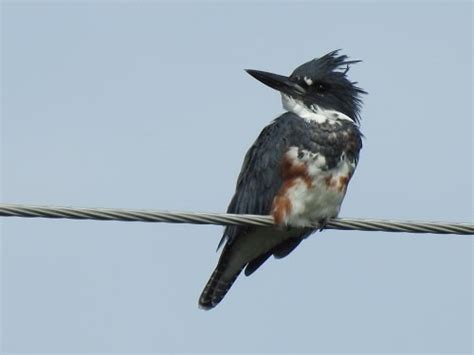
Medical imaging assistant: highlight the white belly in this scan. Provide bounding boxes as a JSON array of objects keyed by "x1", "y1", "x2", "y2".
[{"x1": 272, "y1": 146, "x2": 355, "y2": 227}]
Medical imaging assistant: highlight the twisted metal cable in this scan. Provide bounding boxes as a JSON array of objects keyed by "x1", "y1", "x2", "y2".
[{"x1": 0, "y1": 204, "x2": 472, "y2": 235}]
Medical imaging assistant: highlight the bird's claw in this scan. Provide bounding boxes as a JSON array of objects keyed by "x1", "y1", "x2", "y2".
[{"x1": 318, "y1": 218, "x2": 329, "y2": 231}]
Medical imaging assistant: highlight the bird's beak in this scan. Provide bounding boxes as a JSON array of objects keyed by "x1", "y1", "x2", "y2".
[{"x1": 245, "y1": 69, "x2": 306, "y2": 97}]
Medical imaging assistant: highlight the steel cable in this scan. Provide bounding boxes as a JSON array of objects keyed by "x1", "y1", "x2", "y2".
[{"x1": 0, "y1": 204, "x2": 472, "y2": 235}]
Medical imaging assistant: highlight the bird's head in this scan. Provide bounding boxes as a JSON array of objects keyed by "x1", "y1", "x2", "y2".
[{"x1": 246, "y1": 50, "x2": 366, "y2": 123}]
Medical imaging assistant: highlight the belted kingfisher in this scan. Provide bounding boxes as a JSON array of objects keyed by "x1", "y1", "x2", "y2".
[{"x1": 199, "y1": 50, "x2": 366, "y2": 310}]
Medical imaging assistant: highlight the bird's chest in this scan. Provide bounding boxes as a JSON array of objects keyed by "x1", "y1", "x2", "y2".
[{"x1": 271, "y1": 128, "x2": 358, "y2": 227}]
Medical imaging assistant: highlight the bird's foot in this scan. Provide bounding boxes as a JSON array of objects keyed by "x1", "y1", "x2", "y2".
[{"x1": 318, "y1": 218, "x2": 329, "y2": 232}]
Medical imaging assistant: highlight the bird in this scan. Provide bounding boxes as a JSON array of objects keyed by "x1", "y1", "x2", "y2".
[{"x1": 199, "y1": 50, "x2": 366, "y2": 310}]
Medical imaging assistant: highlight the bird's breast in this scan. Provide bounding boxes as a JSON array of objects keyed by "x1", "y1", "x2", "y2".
[{"x1": 271, "y1": 141, "x2": 356, "y2": 227}]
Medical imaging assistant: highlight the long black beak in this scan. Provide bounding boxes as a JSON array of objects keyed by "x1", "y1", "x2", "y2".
[{"x1": 245, "y1": 69, "x2": 306, "y2": 97}]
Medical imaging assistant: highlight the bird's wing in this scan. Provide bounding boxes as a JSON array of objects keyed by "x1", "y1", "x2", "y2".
[
  {"x1": 199, "y1": 113, "x2": 312, "y2": 309},
  {"x1": 219, "y1": 112, "x2": 299, "y2": 249}
]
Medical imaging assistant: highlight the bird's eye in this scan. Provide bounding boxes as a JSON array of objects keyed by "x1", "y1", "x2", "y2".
[{"x1": 314, "y1": 81, "x2": 329, "y2": 94}]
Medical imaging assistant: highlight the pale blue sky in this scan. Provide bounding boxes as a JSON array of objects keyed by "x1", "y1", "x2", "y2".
[{"x1": 1, "y1": 1, "x2": 472, "y2": 353}]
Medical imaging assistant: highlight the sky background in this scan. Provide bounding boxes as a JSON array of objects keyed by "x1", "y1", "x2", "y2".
[{"x1": 1, "y1": 1, "x2": 472, "y2": 354}]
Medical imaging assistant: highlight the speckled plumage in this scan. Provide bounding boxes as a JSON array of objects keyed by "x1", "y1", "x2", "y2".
[{"x1": 199, "y1": 50, "x2": 365, "y2": 310}]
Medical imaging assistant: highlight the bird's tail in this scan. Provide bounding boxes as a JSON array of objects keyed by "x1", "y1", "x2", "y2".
[{"x1": 198, "y1": 247, "x2": 243, "y2": 310}]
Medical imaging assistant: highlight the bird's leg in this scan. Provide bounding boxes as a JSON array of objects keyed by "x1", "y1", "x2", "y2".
[{"x1": 318, "y1": 218, "x2": 329, "y2": 231}]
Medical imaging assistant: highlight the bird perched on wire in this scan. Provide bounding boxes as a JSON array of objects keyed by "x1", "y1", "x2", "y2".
[{"x1": 199, "y1": 50, "x2": 366, "y2": 310}]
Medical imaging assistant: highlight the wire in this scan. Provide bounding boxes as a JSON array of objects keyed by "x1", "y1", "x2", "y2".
[{"x1": 0, "y1": 204, "x2": 472, "y2": 235}]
